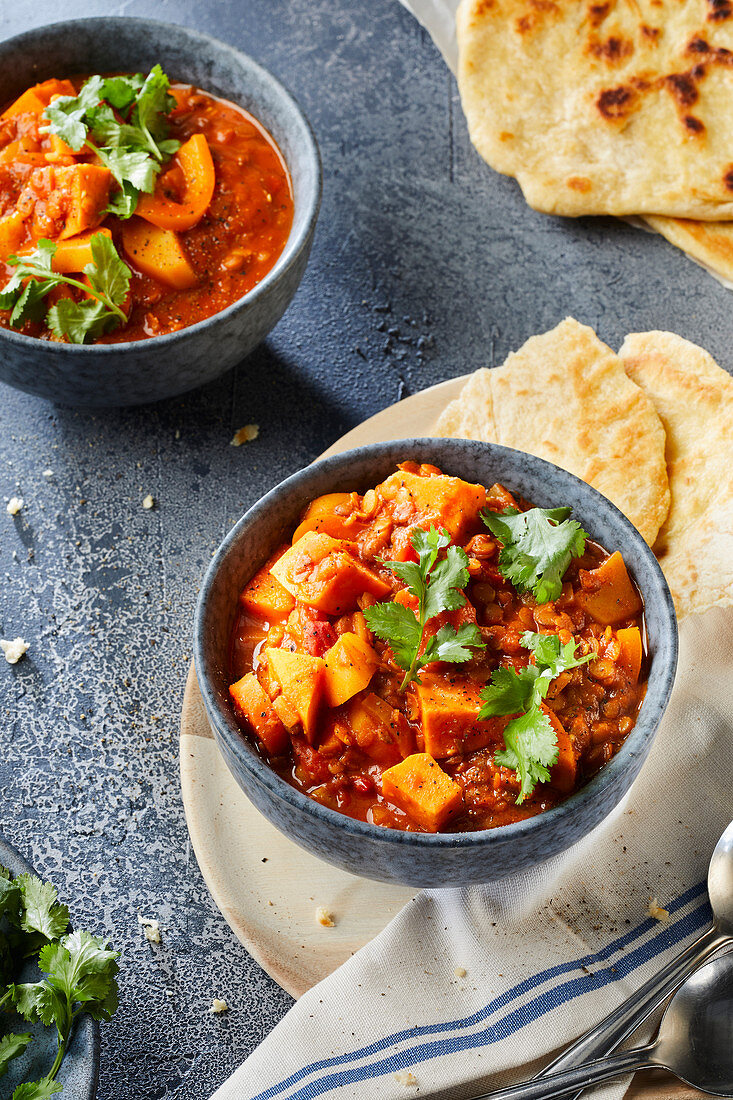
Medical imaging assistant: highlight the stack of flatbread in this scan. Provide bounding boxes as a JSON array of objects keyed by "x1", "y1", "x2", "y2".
[
  {"x1": 434, "y1": 318, "x2": 733, "y2": 619},
  {"x1": 457, "y1": 0, "x2": 733, "y2": 282}
]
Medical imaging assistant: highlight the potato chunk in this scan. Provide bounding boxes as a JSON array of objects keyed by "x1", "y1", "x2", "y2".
[
  {"x1": 414, "y1": 673, "x2": 502, "y2": 759},
  {"x1": 377, "y1": 469, "x2": 486, "y2": 542},
  {"x1": 382, "y1": 753, "x2": 464, "y2": 832},
  {"x1": 323, "y1": 632, "x2": 378, "y2": 707},
  {"x1": 270, "y1": 531, "x2": 390, "y2": 615},
  {"x1": 292, "y1": 493, "x2": 363, "y2": 543},
  {"x1": 229, "y1": 673, "x2": 287, "y2": 755},
  {"x1": 264, "y1": 647, "x2": 325, "y2": 744}
]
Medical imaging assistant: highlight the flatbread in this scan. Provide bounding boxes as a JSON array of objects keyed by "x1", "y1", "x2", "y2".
[
  {"x1": 645, "y1": 215, "x2": 733, "y2": 284},
  {"x1": 457, "y1": 0, "x2": 733, "y2": 219},
  {"x1": 619, "y1": 331, "x2": 733, "y2": 618},
  {"x1": 434, "y1": 318, "x2": 670, "y2": 546}
]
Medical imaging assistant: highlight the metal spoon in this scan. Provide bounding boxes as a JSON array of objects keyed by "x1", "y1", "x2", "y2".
[
  {"x1": 471, "y1": 952, "x2": 733, "y2": 1100},
  {"x1": 534, "y1": 819, "x2": 733, "y2": 1087}
]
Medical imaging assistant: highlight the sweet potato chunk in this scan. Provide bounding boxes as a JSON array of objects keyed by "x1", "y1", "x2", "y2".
[
  {"x1": 616, "y1": 626, "x2": 643, "y2": 682},
  {"x1": 347, "y1": 693, "x2": 415, "y2": 763},
  {"x1": 292, "y1": 493, "x2": 363, "y2": 543},
  {"x1": 229, "y1": 672, "x2": 287, "y2": 755},
  {"x1": 377, "y1": 469, "x2": 486, "y2": 542},
  {"x1": 414, "y1": 672, "x2": 502, "y2": 759},
  {"x1": 1, "y1": 79, "x2": 76, "y2": 120},
  {"x1": 382, "y1": 753, "x2": 464, "y2": 832},
  {"x1": 545, "y1": 707, "x2": 577, "y2": 794},
  {"x1": 121, "y1": 218, "x2": 198, "y2": 289},
  {"x1": 270, "y1": 531, "x2": 390, "y2": 615},
  {"x1": 264, "y1": 647, "x2": 324, "y2": 744},
  {"x1": 0, "y1": 209, "x2": 28, "y2": 262},
  {"x1": 239, "y1": 556, "x2": 295, "y2": 620},
  {"x1": 15, "y1": 164, "x2": 112, "y2": 241},
  {"x1": 579, "y1": 552, "x2": 643, "y2": 626},
  {"x1": 323, "y1": 632, "x2": 378, "y2": 707}
]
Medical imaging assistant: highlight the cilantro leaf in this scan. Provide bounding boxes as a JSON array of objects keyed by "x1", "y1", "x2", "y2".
[
  {"x1": 11, "y1": 1080, "x2": 63, "y2": 1099},
  {"x1": 478, "y1": 664, "x2": 541, "y2": 718},
  {"x1": 0, "y1": 1032, "x2": 32, "y2": 1077},
  {"x1": 15, "y1": 875, "x2": 70, "y2": 942},
  {"x1": 10, "y1": 982, "x2": 65, "y2": 1029},
  {"x1": 479, "y1": 631, "x2": 592, "y2": 801},
  {"x1": 482, "y1": 506, "x2": 587, "y2": 604},
  {"x1": 360, "y1": 601, "x2": 420, "y2": 673},
  {"x1": 520, "y1": 632, "x2": 593, "y2": 680},
  {"x1": 1, "y1": 233, "x2": 131, "y2": 343},
  {"x1": 41, "y1": 67, "x2": 179, "y2": 218},
  {"x1": 364, "y1": 525, "x2": 484, "y2": 690},
  {"x1": 422, "y1": 621, "x2": 486, "y2": 665},
  {"x1": 495, "y1": 707, "x2": 558, "y2": 803}
]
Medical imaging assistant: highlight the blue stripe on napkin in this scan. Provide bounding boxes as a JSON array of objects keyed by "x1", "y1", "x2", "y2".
[{"x1": 253, "y1": 880, "x2": 709, "y2": 1100}]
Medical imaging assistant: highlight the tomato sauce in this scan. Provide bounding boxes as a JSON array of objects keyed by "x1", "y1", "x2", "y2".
[
  {"x1": 227, "y1": 463, "x2": 648, "y2": 834},
  {"x1": 0, "y1": 78, "x2": 293, "y2": 342}
]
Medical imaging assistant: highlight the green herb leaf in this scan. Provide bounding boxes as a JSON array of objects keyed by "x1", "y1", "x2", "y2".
[
  {"x1": 11, "y1": 1079, "x2": 63, "y2": 1099},
  {"x1": 46, "y1": 298, "x2": 117, "y2": 345},
  {"x1": 41, "y1": 67, "x2": 179, "y2": 218},
  {"x1": 482, "y1": 506, "x2": 587, "y2": 604},
  {"x1": 364, "y1": 525, "x2": 484, "y2": 691},
  {"x1": 1, "y1": 233, "x2": 131, "y2": 343},
  {"x1": 479, "y1": 631, "x2": 592, "y2": 802},
  {"x1": 16, "y1": 875, "x2": 70, "y2": 942},
  {"x1": 0, "y1": 1032, "x2": 32, "y2": 1077},
  {"x1": 494, "y1": 708, "x2": 558, "y2": 803}
]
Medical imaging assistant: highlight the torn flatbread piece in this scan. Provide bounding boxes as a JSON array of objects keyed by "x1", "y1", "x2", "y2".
[
  {"x1": 434, "y1": 318, "x2": 670, "y2": 547},
  {"x1": 619, "y1": 330, "x2": 733, "y2": 618},
  {"x1": 457, "y1": 0, "x2": 733, "y2": 219},
  {"x1": 645, "y1": 215, "x2": 733, "y2": 285}
]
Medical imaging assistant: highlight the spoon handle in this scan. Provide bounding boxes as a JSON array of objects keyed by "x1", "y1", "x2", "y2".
[
  {"x1": 537, "y1": 924, "x2": 728, "y2": 1082},
  {"x1": 468, "y1": 1047, "x2": 657, "y2": 1100}
]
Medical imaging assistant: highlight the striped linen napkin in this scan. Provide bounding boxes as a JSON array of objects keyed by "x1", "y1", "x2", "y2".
[{"x1": 211, "y1": 607, "x2": 733, "y2": 1099}]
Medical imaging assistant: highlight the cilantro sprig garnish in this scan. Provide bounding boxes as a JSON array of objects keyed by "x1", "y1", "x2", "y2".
[
  {"x1": 0, "y1": 864, "x2": 118, "y2": 1100},
  {"x1": 0, "y1": 234, "x2": 131, "y2": 343},
  {"x1": 363, "y1": 526, "x2": 485, "y2": 692},
  {"x1": 482, "y1": 505, "x2": 588, "y2": 604},
  {"x1": 42, "y1": 66, "x2": 180, "y2": 219},
  {"x1": 479, "y1": 631, "x2": 593, "y2": 803}
]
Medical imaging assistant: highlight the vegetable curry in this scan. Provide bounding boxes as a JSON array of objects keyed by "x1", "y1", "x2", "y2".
[
  {"x1": 0, "y1": 69, "x2": 292, "y2": 343},
  {"x1": 228, "y1": 463, "x2": 647, "y2": 834}
]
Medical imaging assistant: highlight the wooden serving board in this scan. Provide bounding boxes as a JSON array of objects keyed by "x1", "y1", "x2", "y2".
[{"x1": 179, "y1": 377, "x2": 701, "y2": 1097}]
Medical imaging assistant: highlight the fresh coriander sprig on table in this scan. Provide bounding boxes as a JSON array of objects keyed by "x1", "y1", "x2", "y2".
[
  {"x1": 479, "y1": 632, "x2": 593, "y2": 803},
  {"x1": 0, "y1": 233, "x2": 131, "y2": 343},
  {"x1": 363, "y1": 525, "x2": 485, "y2": 692},
  {"x1": 481, "y1": 505, "x2": 588, "y2": 604},
  {"x1": 0, "y1": 865, "x2": 119, "y2": 1100},
  {"x1": 42, "y1": 66, "x2": 180, "y2": 219}
]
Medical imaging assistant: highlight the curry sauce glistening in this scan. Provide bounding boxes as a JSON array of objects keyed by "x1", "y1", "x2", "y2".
[
  {"x1": 0, "y1": 69, "x2": 293, "y2": 343},
  {"x1": 228, "y1": 463, "x2": 647, "y2": 834}
]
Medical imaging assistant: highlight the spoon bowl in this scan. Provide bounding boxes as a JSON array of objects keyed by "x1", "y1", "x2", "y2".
[{"x1": 708, "y1": 819, "x2": 733, "y2": 938}]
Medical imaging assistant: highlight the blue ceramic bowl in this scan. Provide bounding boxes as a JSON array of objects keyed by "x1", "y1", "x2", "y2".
[
  {"x1": 0, "y1": 18, "x2": 321, "y2": 406},
  {"x1": 194, "y1": 439, "x2": 678, "y2": 887},
  {"x1": 0, "y1": 836, "x2": 99, "y2": 1098}
]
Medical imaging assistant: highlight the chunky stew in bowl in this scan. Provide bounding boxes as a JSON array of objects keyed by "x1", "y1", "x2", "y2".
[
  {"x1": 228, "y1": 463, "x2": 646, "y2": 834},
  {"x1": 0, "y1": 67, "x2": 292, "y2": 343}
]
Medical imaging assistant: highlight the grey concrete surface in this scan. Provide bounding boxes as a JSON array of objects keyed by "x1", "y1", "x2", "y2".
[{"x1": 1, "y1": 1, "x2": 731, "y2": 1097}]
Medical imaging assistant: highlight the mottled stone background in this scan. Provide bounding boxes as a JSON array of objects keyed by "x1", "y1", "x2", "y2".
[{"x1": 1, "y1": 1, "x2": 731, "y2": 1097}]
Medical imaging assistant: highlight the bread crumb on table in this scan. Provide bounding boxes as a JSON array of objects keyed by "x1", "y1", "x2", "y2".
[
  {"x1": 0, "y1": 637, "x2": 29, "y2": 665},
  {"x1": 394, "y1": 1070, "x2": 418, "y2": 1087},
  {"x1": 230, "y1": 424, "x2": 259, "y2": 446},
  {"x1": 648, "y1": 897, "x2": 670, "y2": 922},
  {"x1": 6, "y1": 497, "x2": 23, "y2": 516},
  {"x1": 142, "y1": 494, "x2": 155, "y2": 510},
  {"x1": 210, "y1": 998, "x2": 229, "y2": 1014},
  {"x1": 454, "y1": 966, "x2": 467, "y2": 978},
  {"x1": 315, "y1": 905, "x2": 335, "y2": 927},
  {"x1": 42, "y1": 469, "x2": 53, "y2": 478},
  {"x1": 138, "y1": 914, "x2": 162, "y2": 943}
]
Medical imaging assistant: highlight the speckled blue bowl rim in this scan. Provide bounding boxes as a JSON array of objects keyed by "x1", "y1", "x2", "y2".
[
  {"x1": 0, "y1": 16, "x2": 322, "y2": 356},
  {"x1": 0, "y1": 834, "x2": 99, "y2": 1100},
  {"x1": 194, "y1": 438, "x2": 679, "y2": 853}
]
